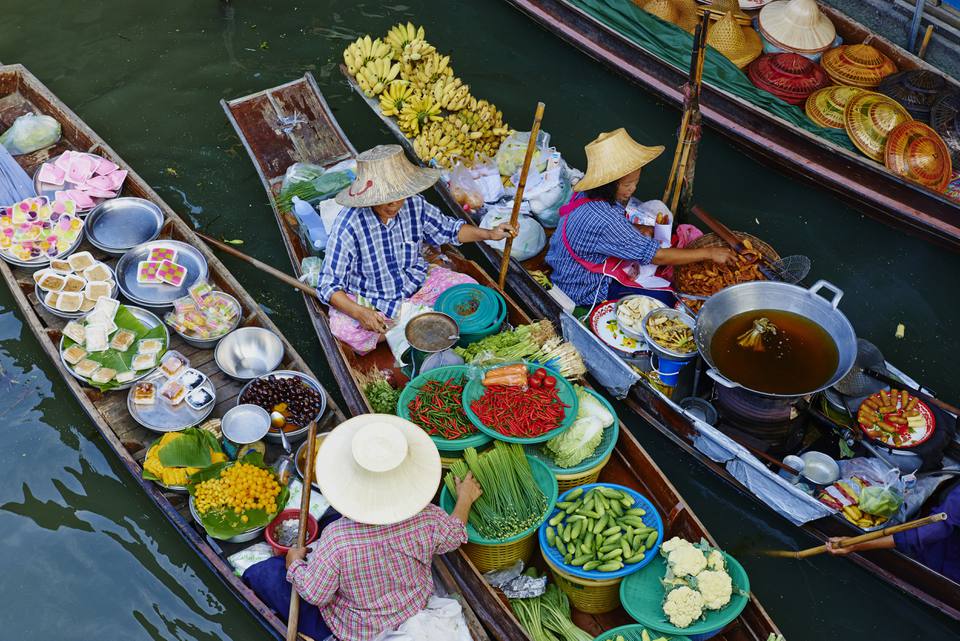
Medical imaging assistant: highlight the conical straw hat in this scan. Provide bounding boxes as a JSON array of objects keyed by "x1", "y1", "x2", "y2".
[
  {"x1": 336, "y1": 144, "x2": 440, "y2": 207},
  {"x1": 642, "y1": 0, "x2": 687, "y2": 31},
  {"x1": 748, "y1": 53, "x2": 830, "y2": 105},
  {"x1": 821, "y1": 43, "x2": 898, "y2": 89},
  {"x1": 930, "y1": 90, "x2": 960, "y2": 165},
  {"x1": 844, "y1": 91, "x2": 913, "y2": 162},
  {"x1": 574, "y1": 128, "x2": 665, "y2": 192},
  {"x1": 674, "y1": 0, "x2": 700, "y2": 32},
  {"x1": 706, "y1": 12, "x2": 764, "y2": 69},
  {"x1": 878, "y1": 70, "x2": 948, "y2": 122},
  {"x1": 698, "y1": 0, "x2": 752, "y2": 25},
  {"x1": 884, "y1": 121, "x2": 953, "y2": 191},
  {"x1": 758, "y1": 0, "x2": 836, "y2": 54},
  {"x1": 805, "y1": 85, "x2": 868, "y2": 129},
  {"x1": 315, "y1": 414, "x2": 442, "y2": 525}
]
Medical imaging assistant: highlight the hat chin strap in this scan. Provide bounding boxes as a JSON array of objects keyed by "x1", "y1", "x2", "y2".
[{"x1": 351, "y1": 423, "x2": 408, "y2": 473}]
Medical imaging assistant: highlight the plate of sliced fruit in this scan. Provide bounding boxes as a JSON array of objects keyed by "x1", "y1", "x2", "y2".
[{"x1": 857, "y1": 388, "x2": 936, "y2": 448}]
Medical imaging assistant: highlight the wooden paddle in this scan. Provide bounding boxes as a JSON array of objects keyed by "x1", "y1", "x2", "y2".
[
  {"x1": 497, "y1": 102, "x2": 545, "y2": 291},
  {"x1": 286, "y1": 420, "x2": 319, "y2": 641},
  {"x1": 761, "y1": 512, "x2": 947, "y2": 559},
  {"x1": 196, "y1": 232, "x2": 321, "y2": 300}
]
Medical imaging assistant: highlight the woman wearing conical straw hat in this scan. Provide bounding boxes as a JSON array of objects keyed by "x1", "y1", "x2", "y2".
[
  {"x1": 244, "y1": 415, "x2": 483, "y2": 641},
  {"x1": 319, "y1": 145, "x2": 515, "y2": 354},
  {"x1": 545, "y1": 129, "x2": 735, "y2": 307}
]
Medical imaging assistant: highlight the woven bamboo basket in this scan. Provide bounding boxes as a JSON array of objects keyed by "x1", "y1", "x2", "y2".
[{"x1": 673, "y1": 231, "x2": 781, "y2": 300}]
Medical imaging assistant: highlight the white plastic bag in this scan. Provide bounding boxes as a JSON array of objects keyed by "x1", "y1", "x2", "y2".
[
  {"x1": 447, "y1": 161, "x2": 484, "y2": 212},
  {"x1": 0, "y1": 113, "x2": 60, "y2": 155},
  {"x1": 495, "y1": 130, "x2": 551, "y2": 177},
  {"x1": 479, "y1": 201, "x2": 545, "y2": 261}
]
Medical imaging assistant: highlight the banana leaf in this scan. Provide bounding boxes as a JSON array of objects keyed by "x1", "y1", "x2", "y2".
[
  {"x1": 61, "y1": 305, "x2": 168, "y2": 391},
  {"x1": 156, "y1": 428, "x2": 223, "y2": 468}
]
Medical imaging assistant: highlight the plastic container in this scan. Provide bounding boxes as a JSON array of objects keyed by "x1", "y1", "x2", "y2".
[
  {"x1": 265, "y1": 508, "x2": 319, "y2": 555},
  {"x1": 396, "y1": 365, "x2": 493, "y2": 452},
  {"x1": 434, "y1": 284, "x2": 506, "y2": 347}
]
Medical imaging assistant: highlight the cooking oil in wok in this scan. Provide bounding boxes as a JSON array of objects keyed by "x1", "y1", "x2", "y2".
[{"x1": 711, "y1": 310, "x2": 839, "y2": 395}]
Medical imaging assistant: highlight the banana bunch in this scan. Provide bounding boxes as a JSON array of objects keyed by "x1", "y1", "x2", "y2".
[
  {"x1": 343, "y1": 36, "x2": 391, "y2": 76},
  {"x1": 413, "y1": 120, "x2": 465, "y2": 168},
  {"x1": 385, "y1": 22, "x2": 427, "y2": 60},
  {"x1": 400, "y1": 39, "x2": 436, "y2": 66},
  {"x1": 356, "y1": 57, "x2": 400, "y2": 98},
  {"x1": 430, "y1": 76, "x2": 471, "y2": 111},
  {"x1": 398, "y1": 95, "x2": 443, "y2": 135},
  {"x1": 447, "y1": 98, "x2": 510, "y2": 140},
  {"x1": 406, "y1": 53, "x2": 453, "y2": 93},
  {"x1": 379, "y1": 80, "x2": 417, "y2": 117}
]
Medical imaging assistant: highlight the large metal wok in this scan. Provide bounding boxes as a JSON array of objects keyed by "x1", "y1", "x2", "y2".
[{"x1": 695, "y1": 280, "x2": 858, "y2": 399}]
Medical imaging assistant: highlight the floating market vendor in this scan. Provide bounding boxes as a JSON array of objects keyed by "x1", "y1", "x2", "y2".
[
  {"x1": 545, "y1": 128, "x2": 736, "y2": 307},
  {"x1": 826, "y1": 481, "x2": 959, "y2": 583},
  {"x1": 319, "y1": 145, "x2": 515, "y2": 354},
  {"x1": 244, "y1": 415, "x2": 482, "y2": 641}
]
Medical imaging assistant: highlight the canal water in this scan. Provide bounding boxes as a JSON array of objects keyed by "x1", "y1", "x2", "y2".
[{"x1": 1, "y1": 1, "x2": 958, "y2": 639}]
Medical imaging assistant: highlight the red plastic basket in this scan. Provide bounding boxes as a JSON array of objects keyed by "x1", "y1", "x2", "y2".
[{"x1": 265, "y1": 508, "x2": 319, "y2": 555}]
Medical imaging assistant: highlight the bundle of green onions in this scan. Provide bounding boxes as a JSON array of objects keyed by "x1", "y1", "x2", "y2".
[
  {"x1": 454, "y1": 321, "x2": 556, "y2": 363},
  {"x1": 443, "y1": 442, "x2": 547, "y2": 540},
  {"x1": 529, "y1": 337, "x2": 586, "y2": 380},
  {"x1": 509, "y1": 575, "x2": 592, "y2": 641}
]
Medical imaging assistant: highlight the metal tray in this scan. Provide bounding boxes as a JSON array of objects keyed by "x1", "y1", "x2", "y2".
[
  {"x1": 115, "y1": 239, "x2": 208, "y2": 308},
  {"x1": 34, "y1": 263, "x2": 117, "y2": 320},
  {"x1": 33, "y1": 152, "x2": 119, "y2": 213},
  {"x1": 0, "y1": 228, "x2": 85, "y2": 268},
  {"x1": 85, "y1": 198, "x2": 164, "y2": 254},
  {"x1": 59, "y1": 305, "x2": 169, "y2": 389},
  {"x1": 128, "y1": 372, "x2": 217, "y2": 433}
]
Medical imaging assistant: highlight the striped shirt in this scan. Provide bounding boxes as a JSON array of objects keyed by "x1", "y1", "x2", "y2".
[
  {"x1": 544, "y1": 199, "x2": 660, "y2": 305},
  {"x1": 286, "y1": 505, "x2": 467, "y2": 641},
  {"x1": 317, "y1": 195, "x2": 465, "y2": 317}
]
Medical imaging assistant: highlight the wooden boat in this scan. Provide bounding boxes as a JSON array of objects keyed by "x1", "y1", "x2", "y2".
[
  {"x1": 223, "y1": 73, "x2": 783, "y2": 641},
  {"x1": 336, "y1": 67, "x2": 960, "y2": 620},
  {"x1": 0, "y1": 64, "x2": 492, "y2": 641},
  {"x1": 501, "y1": 0, "x2": 960, "y2": 250}
]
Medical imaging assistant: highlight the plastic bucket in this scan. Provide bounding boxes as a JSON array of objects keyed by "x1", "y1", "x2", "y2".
[{"x1": 652, "y1": 354, "x2": 687, "y2": 387}]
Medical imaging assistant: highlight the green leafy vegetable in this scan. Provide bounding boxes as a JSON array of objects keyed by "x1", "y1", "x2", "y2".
[
  {"x1": 543, "y1": 416, "x2": 604, "y2": 468},
  {"x1": 454, "y1": 321, "x2": 555, "y2": 364}
]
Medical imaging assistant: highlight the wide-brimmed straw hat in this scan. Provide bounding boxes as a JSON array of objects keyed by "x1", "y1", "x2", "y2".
[
  {"x1": 820, "y1": 44, "x2": 898, "y2": 89},
  {"x1": 574, "y1": 128, "x2": 665, "y2": 192},
  {"x1": 706, "y1": 12, "x2": 764, "y2": 69},
  {"x1": 843, "y1": 91, "x2": 913, "y2": 162},
  {"x1": 314, "y1": 414, "x2": 441, "y2": 525},
  {"x1": 642, "y1": 0, "x2": 698, "y2": 32},
  {"x1": 758, "y1": 0, "x2": 836, "y2": 55},
  {"x1": 336, "y1": 144, "x2": 441, "y2": 208}
]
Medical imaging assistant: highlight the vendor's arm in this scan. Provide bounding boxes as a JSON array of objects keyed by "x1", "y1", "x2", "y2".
[
  {"x1": 285, "y1": 542, "x2": 339, "y2": 607},
  {"x1": 417, "y1": 196, "x2": 515, "y2": 246},
  {"x1": 452, "y1": 472, "x2": 483, "y2": 525},
  {"x1": 590, "y1": 210, "x2": 733, "y2": 266},
  {"x1": 318, "y1": 226, "x2": 388, "y2": 333},
  {"x1": 425, "y1": 473, "x2": 480, "y2": 555},
  {"x1": 328, "y1": 291, "x2": 388, "y2": 334},
  {"x1": 651, "y1": 246, "x2": 736, "y2": 266},
  {"x1": 826, "y1": 535, "x2": 897, "y2": 556},
  {"x1": 458, "y1": 223, "x2": 516, "y2": 243}
]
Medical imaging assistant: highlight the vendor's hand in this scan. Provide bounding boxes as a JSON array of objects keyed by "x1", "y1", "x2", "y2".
[
  {"x1": 286, "y1": 546, "x2": 308, "y2": 568},
  {"x1": 633, "y1": 223, "x2": 654, "y2": 238},
  {"x1": 354, "y1": 306, "x2": 388, "y2": 334},
  {"x1": 825, "y1": 537, "x2": 855, "y2": 556},
  {"x1": 455, "y1": 471, "x2": 483, "y2": 505},
  {"x1": 486, "y1": 223, "x2": 517, "y2": 241},
  {"x1": 705, "y1": 247, "x2": 737, "y2": 266}
]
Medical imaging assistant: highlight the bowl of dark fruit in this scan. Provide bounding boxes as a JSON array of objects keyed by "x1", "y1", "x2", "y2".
[{"x1": 237, "y1": 370, "x2": 327, "y2": 443}]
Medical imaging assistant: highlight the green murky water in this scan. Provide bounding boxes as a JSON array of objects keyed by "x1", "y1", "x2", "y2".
[{"x1": 1, "y1": 1, "x2": 958, "y2": 639}]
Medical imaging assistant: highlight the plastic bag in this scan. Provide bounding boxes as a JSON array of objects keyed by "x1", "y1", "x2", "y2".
[
  {"x1": 447, "y1": 161, "x2": 484, "y2": 212},
  {"x1": 278, "y1": 160, "x2": 355, "y2": 213},
  {"x1": 527, "y1": 162, "x2": 574, "y2": 228},
  {"x1": 0, "y1": 113, "x2": 61, "y2": 155},
  {"x1": 468, "y1": 155, "x2": 504, "y2": 203},
  {"x1": 479, "y1": 201, "x2": 545, "y2": 261},
  {"x1": 495, "y1": 130, "x2": 551, "y2": 177}
]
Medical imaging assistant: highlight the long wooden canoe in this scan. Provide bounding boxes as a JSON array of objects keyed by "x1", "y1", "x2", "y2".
[
  {"x1": 338, "y1": 67, "x2": 960, "y2": 620},
  {"x1": 223, "y1": 73, "x2": 782, "y2": 641},
  {"x1": 503, "y1": 0, "x2": 960, "y2": 250},
  {"x1": 0, "y1": 64, "x2": 492, "y2": 641}
]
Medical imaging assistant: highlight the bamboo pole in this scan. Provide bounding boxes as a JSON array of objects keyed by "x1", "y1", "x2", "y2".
[
  {"x1": 497, "y1": 102, "x2": 545, "y2": 290},
  {"x1": 662, "y1": 18, "x2": 706, "y2": 204},
  {"x1": 918, "y1": 25, "x2": 935, "y2": 59},
  {"x1": 196, "y1": 232, "x2": 322, "y2": 299},
  {"x1": 286, "y1": 421, "x2": 318, "y2": 641},
  {"x1": 760, "y1": 512, "x2": 947, "y2": 559}
]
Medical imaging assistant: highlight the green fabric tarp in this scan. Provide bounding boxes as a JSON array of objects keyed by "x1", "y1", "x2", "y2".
[{"x1": 566, "y1": 0, "x2": 857, "y2": 151}]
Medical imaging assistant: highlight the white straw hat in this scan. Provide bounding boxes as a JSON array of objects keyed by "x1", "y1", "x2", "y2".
[
  {"x1": 573, "y1": 128, "x2": 665, "y2": 192},
  {"x1": 336, "y1": 144, "x2": 441, "y2": 208},
  {"x1": 314, "y1": 414, "x2": 442, "y2": 525},
  {"x1": 758, "y1": 0, "x2": 836, "y2": 54}
]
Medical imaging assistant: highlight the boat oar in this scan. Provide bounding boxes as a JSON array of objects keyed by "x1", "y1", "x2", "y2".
[
  {"x1": 196, "y1": 232, "x2": 321, "y2": 300},
  {"x1": 760, "y1": 512, "x2": 947, "y2": 559},
  {"x1": 286, "y1": 420, "x2": 319, "y2": 641},
  {"x1": 497, "y1": 102, "x2": 545, "y2": 290}
]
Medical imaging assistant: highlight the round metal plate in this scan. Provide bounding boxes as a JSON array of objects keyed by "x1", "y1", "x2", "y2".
[
  {"x1": 115, "y1": 240, "x2": 208, "y2": 308},
  {"x1": 128, "y1": 372, "x2": 216, "y2": 433},
  {"x1": 35, "y1": 266, "x2": 117, "y2": 320},
  {"x1": 33, "y1": 152, "x2": 121, "y2": 213},
  {"x1": 85, "y1": 198, "x2": 164, "y2": 254}
]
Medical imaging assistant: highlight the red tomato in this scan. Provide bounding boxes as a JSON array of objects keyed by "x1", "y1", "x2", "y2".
[
  {"x1": 534, "y1": 368, "x2": 547, "y2": 380},
  {"x1": 543, "y1": 376, "x2": 556, "y2": 389},
  {"x1": 528, "y1": 377, "x2": 542, "y2": 389}
]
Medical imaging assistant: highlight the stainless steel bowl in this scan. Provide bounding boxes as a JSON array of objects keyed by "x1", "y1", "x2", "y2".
[
  {"x1": 85, "y1": 197, "x2": 164, "y2": 254},
  {"x1": 237, "y1": 370, "x2": 327, "y2": 444},
  {"x1": 800, "y1": 451, "x2": 840, "y2": 485},
  {"x1": 615, "y1": 294, "x2": 666, "y2": 341},
  {"x1": 171, "y1": 292, "x2": 242, "y2": 349},
  {"x1": 640, "y1": 307, "x2": 698, "y2": 361},
  {"x1": 221, "y1": 404, "x2": 271, "y2": 444},
  {"x1": 295, "y1": 433, "x2": 329, "y2": 491},
  {"x1": 188, "y1": 495, "x2": 265, "y2": 543},
  {"x1": 214, "y1": 327, "x2": 285, "y2": 380},
  {"x1": 115, "y1": 239, "x2": 208, "y2": 309}
]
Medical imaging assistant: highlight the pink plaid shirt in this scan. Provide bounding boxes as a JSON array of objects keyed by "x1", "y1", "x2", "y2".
[{"x1": 286, "y1": 504, "x2": 467, "y2": 641}]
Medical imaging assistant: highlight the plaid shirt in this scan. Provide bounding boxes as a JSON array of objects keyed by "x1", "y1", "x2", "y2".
[
  {"x1": 317, "y1": 195, "x2": 465, "y2": 317},
  {"x1": 286, "y1": 504, "x2": 467, "y2": 641},
  {"x1": 544, "y1": 199, "x2": 659, "y2": 305}
]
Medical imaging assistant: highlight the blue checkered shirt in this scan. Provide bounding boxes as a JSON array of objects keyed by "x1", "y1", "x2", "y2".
[
  {"x1": 545, "y1": 199, "x2": 660, "y2": 305},
  {"x1": 318, "y1": 195, "x2": 465, "y2": 316}
]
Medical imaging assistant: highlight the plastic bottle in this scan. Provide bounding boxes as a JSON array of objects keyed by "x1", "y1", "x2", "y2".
[{"x1": 291, "y1": 196, "x2": 328, "y2": 250}]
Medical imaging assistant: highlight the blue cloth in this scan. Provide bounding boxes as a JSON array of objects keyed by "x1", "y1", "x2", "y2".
[
  {"x1": 894, "y1": 484, "x2": 960, "y2": 583},
  {"x1": 317, "y1": 195, "x2": 465, "y2": 316},
  {"x1": 545, "y1": 199, "x2": 659, "y2": 306}
]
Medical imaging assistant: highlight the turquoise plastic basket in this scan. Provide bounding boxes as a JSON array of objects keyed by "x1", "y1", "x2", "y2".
[
  {"x1": 439, "y1": 454, "x2": 558, "y2": 545},
  {"x1": 526, "y1": 388, "x2": 619, "y2": 475},
  {"x1": 462, "y1": 362, "x2": 579, "y2": 444},
  {"x1": 435, "y1": 284, "x2": 506, "y2": 346},
  {"x1": 397, "y1": 365, "x2": 492, "y2": 452},
  {"x1": 592, "y1": 624, "x2": 691, "y2": 641},
  {"x1": 619, "y1": 552, "x2": 750, "y2": 640}
]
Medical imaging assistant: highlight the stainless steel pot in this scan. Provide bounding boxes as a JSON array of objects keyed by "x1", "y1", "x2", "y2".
[{"x1": 695, "y1": 280, "x2": 858, "y2": 399}]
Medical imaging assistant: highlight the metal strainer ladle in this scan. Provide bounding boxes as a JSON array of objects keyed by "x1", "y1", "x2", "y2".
[
  {"x1": 769, "y1": 254, "x2": 812, "y2": 284},
  {"x1": 833, "y1": 338, "x2": 887, "y2": 397}
]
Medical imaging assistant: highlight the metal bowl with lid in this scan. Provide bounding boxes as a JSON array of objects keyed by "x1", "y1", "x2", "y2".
[
  {"x1": 85, "y1": 197, "x2": 164, "y2": 255},
  {"x1": 115, "y1": 239, "x2": 208, "y2": 309}
]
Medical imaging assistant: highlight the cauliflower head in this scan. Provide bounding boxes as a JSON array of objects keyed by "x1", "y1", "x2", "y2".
[
  {"x1": 664, "y1": 539, "x2": 707, "y2": 577},
  {"x1": 695, "y1": 569, "x2": 733, "y2": 610},
  {"x1": 706, "y1": 549, "x2": 726, "y2": 572},
  {"x1": 662, "y1": 586, "x2": 704, "y2": 628}
]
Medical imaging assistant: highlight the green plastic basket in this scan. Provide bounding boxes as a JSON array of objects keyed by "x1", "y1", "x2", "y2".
[
  {"x1": 439, "y1": 454, "x2": 558, "y2": 545},
  {"x1": 397, "y1": 365, "x2": 492, "y2": 452},
  {"x1": 619, "y1": 552, "x2": 750, "y2": 638},
  {"x1": 527, "y1": 388, "x2": 620, "y2": 475},
  {"x1": 592, "y1": 624, "x2": 691, "y2": 641},
  {"x1": 462, "y1": 362, "x2": 579, "y2": 444}
]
